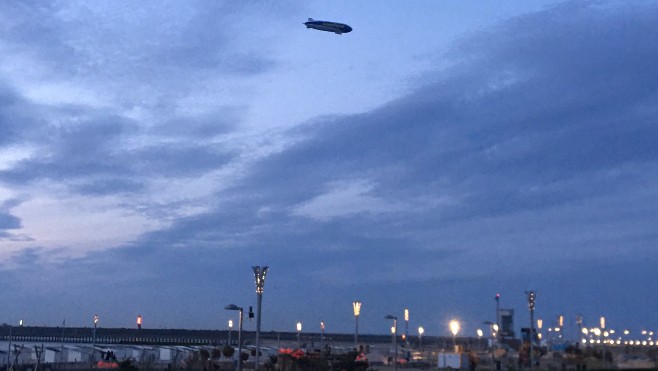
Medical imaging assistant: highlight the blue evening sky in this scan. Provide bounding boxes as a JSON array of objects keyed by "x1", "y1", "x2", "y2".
[{"x1": 0, "y1": 1, "x2": 657, "y2": 338}]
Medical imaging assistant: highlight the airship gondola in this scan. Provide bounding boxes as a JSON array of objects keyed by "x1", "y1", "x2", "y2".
[{"x1": 304, "y1": 18, "x2": 352, "y2": 34}]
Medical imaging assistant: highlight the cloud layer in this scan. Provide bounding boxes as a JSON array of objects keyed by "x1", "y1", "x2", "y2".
[{"x1": 0, "y1": 1, "x2": 656, "y2": 335}]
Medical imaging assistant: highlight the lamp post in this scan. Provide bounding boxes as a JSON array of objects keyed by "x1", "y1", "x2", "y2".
[
  {"x1": 495, "y1": 293, "x2": 500, "y2": 346},
  {"x1": 253, "y1": 266, "x2": 268, "y2": 371},
  {"x1": 137, "y1": 315, "x2": 142, "y2": 330},
  {"x1": 525, "y1": 291, "x2": 536, "y2": 371},
  {"x1": 404, "y1": 309, "x2": 409, "y2": 346},
  {"x1": 320, "y1": 321, "x2": 325, "y2": 353},
  {"x1": 418, "y1": 326, "x2": 424, "y2": 349},
  {"x1": 477, "y1": 329, "x2": 484, "y2": 349},
  {"x1": 296, "y1": 322, "x2": 302, "y2": 349},
  {"x1": 92, "y1": 314, "x2": 99, "y2": 362},
  {"x1": 449, "y1": 319, "x2": 460, "y2": 353},
  {"x1": 353, "y1": 301, "x2": 361, "y2": 350},
  {"x1": 225, "y1": 304, "x2": 244, "y2": 371},
  {"x1": 385, "y1": 314, "x2": 398, "y2": 371},
  {"x1": 228, "y1": 320, "x2": 233, "y2": 345}
]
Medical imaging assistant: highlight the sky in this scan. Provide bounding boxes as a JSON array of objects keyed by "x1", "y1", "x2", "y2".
[{"x1": 0, "y1": 0, "x2": 657, "y2": 339}]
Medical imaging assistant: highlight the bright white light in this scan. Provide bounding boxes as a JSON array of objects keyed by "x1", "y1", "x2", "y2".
[
  {"x1": 297, "y1": 322, "x2": 302, "y2": 332},
  {"x1": 418, "y1": 326, "x2": 424, "y2": 336},
  {"x1": 449, "y1": 320, "x2": 460, "y2": 336},
  {"x1": 477, "y1": 329, "x2": 483, "y2": 337}
]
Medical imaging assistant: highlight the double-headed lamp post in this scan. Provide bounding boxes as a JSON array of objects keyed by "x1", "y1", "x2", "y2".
[
  {"x1": 353, "y1": 301, "x2": 361, "y2": 350},
  {"x1": 225, "y1": 304, "x2": 244, "y2": 371},
  {"x1": 296, "y1": 322, "x2": 302, "y2": 349},
  {"x1": 385, "y1": 314, "x2": 398, "y2": 371},
  {"x1": 253, "y1": 266, "x2": 268, "y2": 371},
  {"x1": 449, "y1": 319, "x2": 460, "y2": 352}
]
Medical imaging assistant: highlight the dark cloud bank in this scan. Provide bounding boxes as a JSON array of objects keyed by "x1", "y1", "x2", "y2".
[{"x1": 1, "y1": 2, "x2": 657, "y2": 334}]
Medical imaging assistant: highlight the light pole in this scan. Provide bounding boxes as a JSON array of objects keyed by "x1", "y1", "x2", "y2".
[
  {"x1": 385, "y1": 314, "x2": 398, "y2": 371},
  {"x1": 495, "y1": 293, "x2": 500, "y2": 346},
  {"x1": 418, "y1": 326, "x2": 424, "y2": 349},
  {"x1": 92, "y1": 314, "x2": 99, "y2": 362},
  {"x1": 353, "y1": 301, "x2": 361, "y2": 351},
  {"x1": 225, "y1": 304, "x2": 244, "y2": 371},
  {"x1": 477, "y1": 329, "x2": 484, "y2": 349},
  {"x1": 450, "y1": 319, "x2": 460, "y2": 353},
  {"x1": 253, "y1": 266, "x2": 268, "y2": 371},
  {"x1": 526, "y1": 290, "x2": 536, "y2": 370},
  {"x1": 404, "y1": 309, "x2": 410, "y2": 346},
  {"x1": 320, "y1": 321, "x2": 325, "y2": 353},
  {"x1": 228, "y1": 319, "x2": 233, "y2": 345},
  {"x1": 296, "y1": 322, "x2": 302, "y2": 349}
]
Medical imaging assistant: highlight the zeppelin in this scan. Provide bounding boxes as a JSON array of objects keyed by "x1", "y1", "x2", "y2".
[{"x1": 304, "y1": 18, "x2": 353, "y2": 34}]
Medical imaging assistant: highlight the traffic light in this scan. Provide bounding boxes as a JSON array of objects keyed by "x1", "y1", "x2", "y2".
[{"x1": 249, "y1": 306, "x2": 255, "y2": 319}]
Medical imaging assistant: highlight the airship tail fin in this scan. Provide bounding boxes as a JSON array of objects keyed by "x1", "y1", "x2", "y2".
[{"x1": 308, "y1": 18, "x2": 314, "y2": 22}]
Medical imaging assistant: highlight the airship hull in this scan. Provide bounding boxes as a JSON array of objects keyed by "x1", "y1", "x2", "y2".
[{"x1": 304, "y1": 19, "x2": 352, "y2": 34}]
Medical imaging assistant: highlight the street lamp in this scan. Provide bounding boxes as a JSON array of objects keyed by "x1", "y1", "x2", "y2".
[
  {"x1": 385, "y1": 314, "x2": 398, "y2": 371},
  {"x1": 353, "y1": 301, "x2": 361, "y2": 350},
  {"x1": 92, "y1": 314, "x2": 99, "y2": 362},
  {"x1": 228, "y1": 319, "x2": 233, "y2": 345},
  {"x1": 404, "y1": 309, "x2": 409, "y2": 346},
  {"x1": 449, "y1": 319, "x2": 460, "y2": 352},
  {"x1": 477, "y1": 329, "x2": 484, "y2": 349},
  {"x1": 418, "y1": 326, "x2": 424, "y2": 349},
  {"x1": 525, "y1": 290, "x2": 536, "y2": 370},
  {"x1": 253, "y1": 266, "x2": 268, "y2": 371},
  {"x1": 225, "y1": 304, "x2": 244, "y2": 371},
  {"x1": 296, "y1": 322, "x2": 302, "y2": 349},
  {"x1": 320, "y1": 321, "x2": 325, "y2": 353}
]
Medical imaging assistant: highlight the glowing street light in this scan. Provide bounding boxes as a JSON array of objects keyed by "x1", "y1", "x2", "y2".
[
  {"x1": 525, "y1": 290, "x2": 536, "y2": 370},
  {"x1": 404, "y1": 309, "x2": 409, "y2": 345},
  {"x1": 418, "y1": 326, "x2": 425, "y2": 348},
  {"x1": 92, "y1": 314, "x2": 99, "y2": 362},
  {"x1": 385, "y1": 314, "x2": 398, "y2": 371},
  {"x1": 449, "y1": 319, "x2": 460, "y2": 352},
  {"x1": 136, "y1": 315, "x2": 142, "y2": 330},
  {"x1": 477, "y1": 329, "x2": 484, "y2": 348},
  {"x1": 353, "y1": 301, "x2": 362, "y2": 350},
  {"x1": 296, "y1": 322, "x2": 302, "y2": 349},
  {"x1": 228, "y1": 319, "x2": 233, "y2": 345},
  {"x1": 252, "y1": 265, "x2": 268, "y2": 371},
  {"x1": 225, "y1": 304, "x2": 244, "y2": 371},
  {"x1": 320, "y1": 321, "x2": 325, "y2": 352}
]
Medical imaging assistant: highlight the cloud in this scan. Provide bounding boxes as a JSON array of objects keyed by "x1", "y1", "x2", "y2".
[
  {"x1": 0, "y1": 1, "x2": 656, "y2": 332},
  {"x1": 291, "y1": 179, "x2": 403, "y2": 221}
]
